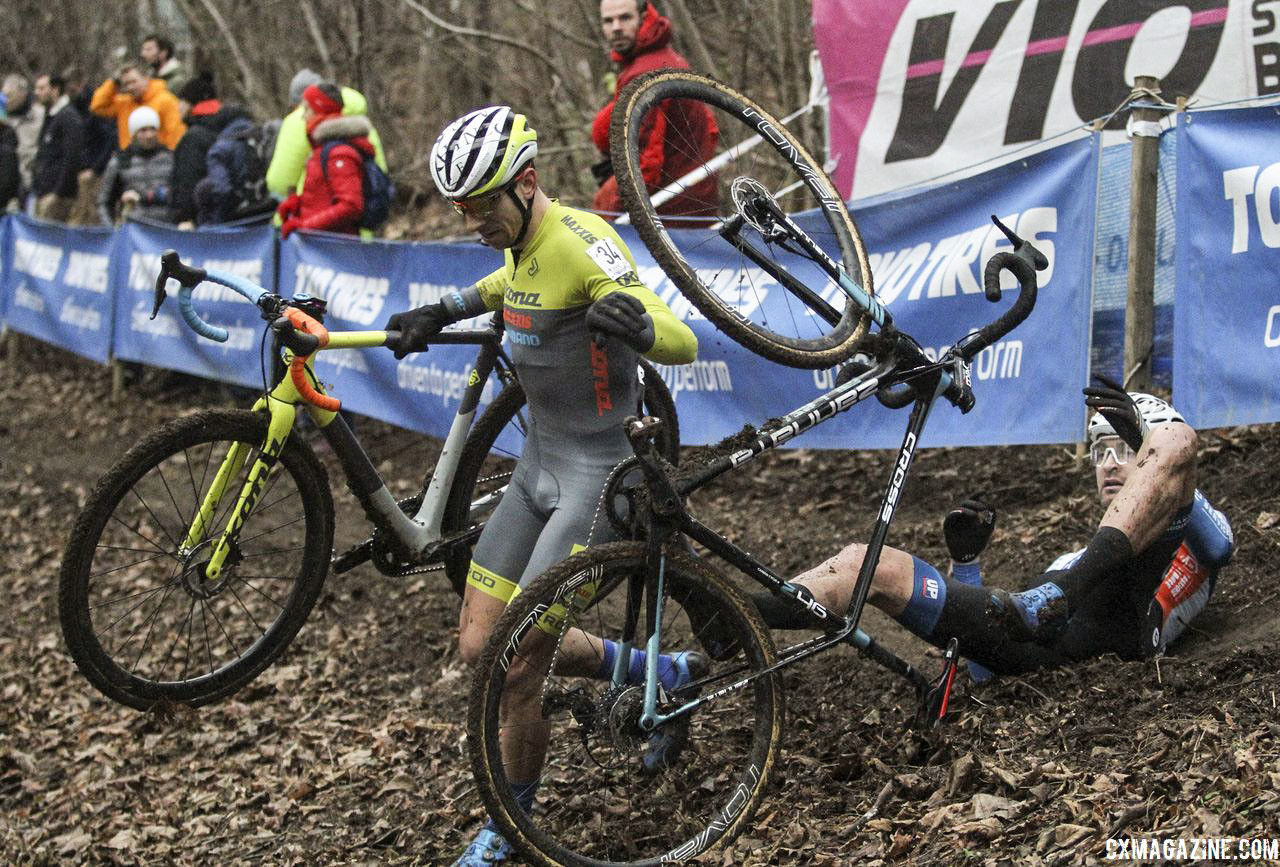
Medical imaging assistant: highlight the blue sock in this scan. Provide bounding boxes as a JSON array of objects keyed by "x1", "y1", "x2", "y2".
[
  {"x1": 896, "y1": 557, "x2": 948, "y2": 638},
  {"x1": 949, "y1": 560, "x2": 994, "y2": 683},
  {"x1": 951, "y1": 560, "x2": 982, "y2": 586},
  {"x1": 597, "y1": 641, "x2": 680, "y2": 690},
  {"x1": 481, "y1": 780, "x2": 539, "y2": 834}
]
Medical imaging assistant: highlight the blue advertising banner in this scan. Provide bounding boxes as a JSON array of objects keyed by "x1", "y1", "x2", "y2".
[
  {"x1": 0, "y1": 131, "x2": 1098, "y2": 450},
  {"x1": 110, "y1": 221, "x2": 275, "y2": 386},
  {"x1": 3, "y1": 215, "x2": 116, "y2": 363},
  {"x1": 629, "y1": 134, "x2": 1099, "y2": 449},
  {"x1": 1174, "y1": 105, "x2": 1280, "y2": 428},
  {"x1": 277, "y1": 231, "x2": 512, "y2": 446}
]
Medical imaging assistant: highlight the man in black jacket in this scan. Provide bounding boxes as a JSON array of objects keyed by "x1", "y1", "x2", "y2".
[
  {"x1": 170, "y1": 71, "x2": 251, "y2": 227},
  {"x1": 0, "y1": 124, "x2": 19, "y2": 210},
  {"x1": 31, "y1": 73, "x2": 84, "y2": 222}
]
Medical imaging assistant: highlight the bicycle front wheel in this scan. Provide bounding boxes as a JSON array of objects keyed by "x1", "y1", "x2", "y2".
[
  {"x1": 441, "y1": 359, "x2": 681, "y2": 596},
  {"x1": 58, "y1": 409, "x2": 334, "y2": 710},
  {"x1": 469, "y1": 542, "x2": 782, "y2": 865},
  {"x1": 612, "y1": 69, "x2": 873, "y2": 369}
]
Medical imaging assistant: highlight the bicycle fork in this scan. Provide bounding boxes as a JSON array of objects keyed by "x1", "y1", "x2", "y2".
[{"x1": 183, "y1": 382, "x2": 305, "y2": 582}]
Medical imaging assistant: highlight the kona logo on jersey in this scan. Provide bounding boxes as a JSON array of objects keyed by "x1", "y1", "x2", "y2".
[
  {"x1": 881, "y1": 431, "x2": 917, "y2": 521},
  {"x1": 560, "y1": 214, "x2": 600, "y2": 246},
  {"x1": 503, "y1": 308, "x2": 533, "y2": 329},
  {"x1": 505, "y1": 288, "x2": 542, "y2": 307},
  {"x1": 590, "y1": 341, "x2": 612, "y2": 415}
]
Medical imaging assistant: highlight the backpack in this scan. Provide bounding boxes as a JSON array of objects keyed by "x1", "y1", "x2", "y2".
[
  {"x1": 228, "y1": 122, "x2": 276, "y2": 218},
  {"x1": 320, "y1": 139, "x2": 394, "y2": 230}
]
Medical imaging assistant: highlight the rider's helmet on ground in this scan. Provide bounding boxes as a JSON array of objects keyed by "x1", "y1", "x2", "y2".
[
  {"x1": 429, "y1": 106, "x2": 538, "y2": 202},
  {"x1": 1087, "y1": 392, "x2": 1184, "y2": 444}
]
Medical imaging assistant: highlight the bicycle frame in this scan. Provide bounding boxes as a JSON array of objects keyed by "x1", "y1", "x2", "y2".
[
  {"x1": 183, "y1": 324, "x2": 515, "y2": 585},
  {"x1": 594, "y1": 215, "x2": 1043, "y2": 734},
  {"x1": 610, "y1": 349, "x2": 956, "y2": 732}
]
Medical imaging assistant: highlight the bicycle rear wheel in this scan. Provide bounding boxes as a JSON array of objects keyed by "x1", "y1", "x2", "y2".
[
  {"x1": 612, "y1": 69, "x2": 873, "y2": 369},
  {"x1": 441, "y1": 359, "x2": 680, "y2": 595},
  {"x1": 58, "y1": 410, "x2": 334, "y2": 710},
  {"x1": 468, "y1": 542, "x2": 782, "y2": 865}
]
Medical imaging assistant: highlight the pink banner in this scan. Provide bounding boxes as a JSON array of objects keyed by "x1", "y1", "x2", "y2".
[{"x1": 813, "y1": 0, "x2": 1262, "y2": 199}]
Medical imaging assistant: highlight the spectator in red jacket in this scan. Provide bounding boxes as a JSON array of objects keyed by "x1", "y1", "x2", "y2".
[
  {"x1": 591, "y1": 0, "x2": 718, "y2": 220},
  {"x1": 276, "y1": 82, "x2": 375, "y2": 238}
]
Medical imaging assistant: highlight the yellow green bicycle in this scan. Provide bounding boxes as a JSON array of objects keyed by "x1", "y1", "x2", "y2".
[{"x1": 58, "y1": 251, "x2": 677, "y2": 711}]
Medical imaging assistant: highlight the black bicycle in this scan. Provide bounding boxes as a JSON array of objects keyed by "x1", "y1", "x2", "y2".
[{"x1": 465, "y1": 72, "x2": 1047, "y2": 859}]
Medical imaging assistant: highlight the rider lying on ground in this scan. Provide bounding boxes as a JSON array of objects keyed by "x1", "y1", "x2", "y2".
[{"x1": 745, "y1": 379, "x2": 1234, "y2": 675}]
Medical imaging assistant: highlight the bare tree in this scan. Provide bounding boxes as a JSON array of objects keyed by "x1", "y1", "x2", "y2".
[{"x1": 0, "y1": 0, "x2": 814, "y2": 231}]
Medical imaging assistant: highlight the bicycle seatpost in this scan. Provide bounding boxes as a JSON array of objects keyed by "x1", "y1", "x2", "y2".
[{"x1": 624, "y1": 416, "x2": 682, "y2": 519}]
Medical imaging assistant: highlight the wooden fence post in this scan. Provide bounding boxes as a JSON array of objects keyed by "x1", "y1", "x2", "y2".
[{"x1": 1124, "y1": 75, "x2": 1162, "y2": 390}]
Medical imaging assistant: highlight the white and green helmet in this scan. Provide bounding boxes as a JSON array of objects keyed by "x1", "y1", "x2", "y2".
[
  {"x1": 1088, "y1": 392, "x2": 1184, "y2": 444},
  {"x1": 430, "y1": 106, "x2": 538, "y2": 201}
]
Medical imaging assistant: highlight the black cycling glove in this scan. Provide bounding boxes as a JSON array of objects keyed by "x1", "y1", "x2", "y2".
[
  {"x1": 943, "y1": 496, "x2": 996, "y2": 564},
  {"x1": 586, "y1": 292, "x2": 654, "y2": 351},
  {"x1": 385, "y1": 302, "x2": 451, "y2": 360},
  {"x1": 1082, "y1": 373, "x2": 1146, "y2": 451}
]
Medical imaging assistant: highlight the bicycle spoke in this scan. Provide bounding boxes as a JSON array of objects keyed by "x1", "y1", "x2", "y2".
[
  {"x1": 124, "y1": 579, "x2": 182, "y2": 674},
  {"x1": 90, "y1": 577, "x2": 183, "y2": 613},
  {"x1": 88, "y1": 547, "x2": 181, "y2": 578},
  {"x1": 179, "y1": 596, "x2": 197, "y2": 683},
  {"x1": 204, "y1": 594, "x2": 244, "y2": 666},
  {"x1": 106, "y1": 512, "x2": 182, "y2": 564},
  {"x1": 128, "y1": 475, "x2": 184, "y2": 555},
  {"x1": 225, "y1": 580, "x2": 269, "y2": 636},
  {"x1": 157, "y1": 596, "x2": 199, "y2": 682},
  {"x1": 231, "y1": 574, "x2": 287, "y2": 613},
  {"x1": 234, "y1": 517, "x2": 307, "y2": 550}
]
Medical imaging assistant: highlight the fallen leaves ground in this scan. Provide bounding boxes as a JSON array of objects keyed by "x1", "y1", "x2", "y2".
[{"x1": 1, "y1": 346, "x2": 1276, "y2": 865}]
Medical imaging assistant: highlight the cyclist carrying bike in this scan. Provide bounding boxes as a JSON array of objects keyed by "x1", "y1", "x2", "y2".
[
  {"x1": 746, "y1": 379, "x2": 1234, "y2": 674},
  {"x1": 383, "y1": 106, "x2": 699, "y2": 865}
]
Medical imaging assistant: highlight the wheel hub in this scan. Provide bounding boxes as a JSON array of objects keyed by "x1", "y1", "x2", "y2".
[
  {"x1": 179, "y1": 540, "x2": 233, "y2": 599},
  {"x1": 604, "y1": 685, "x2": 647, "y2": 744}
]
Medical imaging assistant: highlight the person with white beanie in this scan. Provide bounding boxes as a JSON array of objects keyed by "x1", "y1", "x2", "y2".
[{"x1": 96, "y1": 106, "x2": 175, "y2": 224}]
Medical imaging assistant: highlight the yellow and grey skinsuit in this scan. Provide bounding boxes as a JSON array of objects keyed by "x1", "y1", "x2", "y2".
[{"x1": 445, "y1": 201, "x2": 697, "y2": 603}]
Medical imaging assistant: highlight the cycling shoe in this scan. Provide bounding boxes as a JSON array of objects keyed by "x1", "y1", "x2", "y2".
[
  {"x1": 452, "y1": 827, "x2": 514, "y2": 866},
  {"x1": 642, "y1": 650, "x2": 708, "y2": 774}
]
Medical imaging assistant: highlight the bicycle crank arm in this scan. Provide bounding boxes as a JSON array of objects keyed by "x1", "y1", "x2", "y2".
[{"x1": 332, "y1": 540, "x2": 373, "y2": 574}]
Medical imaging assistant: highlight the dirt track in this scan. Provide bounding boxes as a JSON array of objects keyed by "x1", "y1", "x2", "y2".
[{"x1": 2, "y1": 345, "x2": 1277, "y2": 864}]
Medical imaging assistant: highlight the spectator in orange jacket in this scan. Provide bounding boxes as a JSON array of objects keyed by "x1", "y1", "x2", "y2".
[
  {"x1": 89, "y1": 63, "x2": 186, "y2": 151},
  {"x1": 590, "y1": 0, "x2": 718, "y2": 219}
]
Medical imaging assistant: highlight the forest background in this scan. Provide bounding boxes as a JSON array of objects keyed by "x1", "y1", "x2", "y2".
[{"x1": 0, "y1": 0, "x2": 818, "y2": 235}]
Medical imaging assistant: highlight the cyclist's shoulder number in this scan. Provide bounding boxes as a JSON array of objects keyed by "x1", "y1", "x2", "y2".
[{"x1": 584, "y1": 236, "x2": 643, "y2": 290}]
